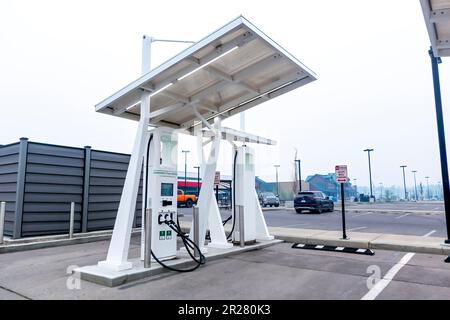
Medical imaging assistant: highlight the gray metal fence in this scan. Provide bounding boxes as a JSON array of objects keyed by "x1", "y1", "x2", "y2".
[{"x1": 0, "y1": 138, "x2": 142, "y2": 238}]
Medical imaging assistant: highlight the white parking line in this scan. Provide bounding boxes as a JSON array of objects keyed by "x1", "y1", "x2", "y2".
[
  {"x1": 423, "y1": 230, "x2": 436, "y2": 237},
  {"x1": 395, "y1": 213, "x2": 411, "y2": 219},
  {"x1": 361, "y1": 230, "x2": 434, "y2": 300},
  {"x1": 347, "y1": 226, "x2": 367, "y2": 232}
]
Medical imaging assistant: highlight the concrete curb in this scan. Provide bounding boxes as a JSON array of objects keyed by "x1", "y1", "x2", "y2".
[
  {"x1": 266, "y1": 206, "x2": 443, "y2": 216},
  {"x1": 267, "y1": 226, "x2": 450, "y2": 256},
  {"x1": 261, "y1": 207, "x2": 287, "y2": 211},
  {"x1": 0, "y1": 229, "x2": 141, "y2": 254},
  {"x1": 337, "y1": 208, "x2": 444, "y2": 216}
]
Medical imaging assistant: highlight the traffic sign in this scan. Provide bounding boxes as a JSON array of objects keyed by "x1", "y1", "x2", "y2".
[
  {"x1": 335, "y1": 165, "x2": 348, "y2": 184},
  {"x1": 335, "y1": 165, "x2": 349, "y2": 240},
  {"x1": 214, "y1": 171, "x2": 221, "y2": 186}
]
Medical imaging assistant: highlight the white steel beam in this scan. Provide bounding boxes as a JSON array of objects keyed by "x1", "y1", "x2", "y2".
[
  {"x1": 98, "y1": 91, "x2": 151, "y2": 271},
  {"x1": 437, "y1": 39, "x2": 450, "y2": 50},
  {"x1": 100, "y1": 30, "x2": 256, "y2": 114},
  {"x1": 205, "y1": 65, "x2": 261, "y2": 95},
  {"x1": 151, "y1": 52, "x2": 287, "y2": 125},
  {"x1": 203, "y1": 126, "x2": 276, "y2": 145},
  {"x1": 182, "y1": 69, "x2": 306, "y2": 129},
  {"x1": 190, "y1": 119, "x2": 231, "y2": 249},
  {"x1": 420, "y1": 0, "x2": 439, "y2": 57},
  {"x1": 149, "y1": 80, "x2": 229, "y2": 124},
  {"x1": 430, "y1": 8, "x2": 450, "y2": 22}
]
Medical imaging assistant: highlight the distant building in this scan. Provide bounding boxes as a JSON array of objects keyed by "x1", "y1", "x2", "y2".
[
  {"x1": 306, "y1": 173, "x2": 356, "y2": 200},
  {"x1": 255, "y1": 177, "x2": 309, "y2": 201}
]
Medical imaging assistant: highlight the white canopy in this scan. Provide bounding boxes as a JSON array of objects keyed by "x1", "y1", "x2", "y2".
[
  {"x1": 95, "y1": 16, "x2": 316, "y2": 130},
  {"x1": 420, "y1": 0, "x2": 450, "y2": 57}
]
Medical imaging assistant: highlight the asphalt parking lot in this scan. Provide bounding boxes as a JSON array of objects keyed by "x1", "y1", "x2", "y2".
[
  {"x1": 179, "y1": 202, "x2": 448, "y2": 238},
  {"x1": 347, "y1": 201, "x2": 444, "y2": 212},
  {"x1": 1, "y1": 236, "x2": 450, "y2": 300}
]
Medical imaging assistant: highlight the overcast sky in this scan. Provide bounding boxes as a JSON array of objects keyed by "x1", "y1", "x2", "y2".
[{"x1": 1, "y1": 0, "x2": 449, "y2": 189}]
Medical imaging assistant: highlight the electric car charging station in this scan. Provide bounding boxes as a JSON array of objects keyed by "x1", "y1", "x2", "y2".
[{"x1": 75, "y1": 16, "x2": 317, "y2": 286}]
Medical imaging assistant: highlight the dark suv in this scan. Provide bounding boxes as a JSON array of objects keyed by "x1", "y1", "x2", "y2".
[
  {"x1": 294, "y1": 191, "x2": 334, "y2": 214},
  {"x1": 258, "y1": 192, "x2": 280, "y2": 207}
]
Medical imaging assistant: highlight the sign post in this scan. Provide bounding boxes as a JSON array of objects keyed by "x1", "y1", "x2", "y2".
[
  {"x1": 335, "y1": 165, "x2": 348, "y2": 240},
  {"x1": 215, "y1": 171, "x2": 220, "y2": 202}
]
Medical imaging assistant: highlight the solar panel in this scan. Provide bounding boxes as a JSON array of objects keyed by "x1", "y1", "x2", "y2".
[
  {"x1": 95, "y1": 16, "x2": 317, "y2": 130},
  {"x1": 420, "y1": 0, "x2": 450, "y2": 57}
]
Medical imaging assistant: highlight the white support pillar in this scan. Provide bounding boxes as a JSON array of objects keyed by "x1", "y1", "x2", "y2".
[
  {"x1": 140, "y1": 35, "x2": 152, "y2": 260},
  {"x1": 254, "y1": 190, "x2": 274, "y2": 241},
  {"x1": 233, "y1": 145, "x2": 273, "y2": 243},
  {"x1": 191, "y1": 119, "x2": 231, "y2": 249},
  {"x1": 240, "y1": 112, "x2": 245, "y2": 131},
  {"x1": 98, "y1": 91, "x2": 151, "y2": 271}
]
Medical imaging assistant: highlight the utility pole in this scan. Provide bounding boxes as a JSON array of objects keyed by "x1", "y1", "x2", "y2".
[
  {"x1": 274, "y1": 165, "x2": 280, "y2": 196},
  {"x1": 194, "y1": 166, "x2": 200, "y2": 197},
  {"x1": 353, "y1": 178, "x2": 358, "y2": 197},
  {"x1": 400, "y1": 165, "x2": 408, "y2": 201},
  {"x1": 295, "y1": 159, "x2": 302, "y2": 192},
  {"x1": 182, "y1": 150, "x2": 190, "y2": 193},
  {"x1": 412, "y1": 170, "x2": 418, "y2": 201},
  {"x1": 425, "y1": 176, "x2": 430, "y2": 200},
  {"x1": 364, "y1": 149, "x2": 374, "y2": 200}
]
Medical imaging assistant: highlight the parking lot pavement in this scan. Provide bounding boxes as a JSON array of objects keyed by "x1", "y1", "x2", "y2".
[
  {"x1": 1, "y1": 237, "x2": 450, "y2": 300},
  {"x1": 179, "y1": 207, "x2": 448, "y2": 238},
  {"x1": 346, "y1": 202, "x2": 444, "y2": 212},
  {"x1": 374, "y1": 253, "x2": 450, "y2": 299}
]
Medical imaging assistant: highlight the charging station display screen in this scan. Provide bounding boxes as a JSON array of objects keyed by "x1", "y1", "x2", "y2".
[{"x1": 161, "y1": 183, "x2": 174, "y2": 197}]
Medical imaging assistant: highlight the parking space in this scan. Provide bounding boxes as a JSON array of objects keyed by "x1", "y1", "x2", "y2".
[
  {"x1": 179, "y1": 207, "x2": 448, "y2": 238},
  {"x1": 1, "y1": 236, "x2": 450, "y2": 300}
]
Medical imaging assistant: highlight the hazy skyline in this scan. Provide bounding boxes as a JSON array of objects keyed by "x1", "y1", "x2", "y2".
[{"x1": 1, "y1": 0, "x2": 449, "y2": 189}]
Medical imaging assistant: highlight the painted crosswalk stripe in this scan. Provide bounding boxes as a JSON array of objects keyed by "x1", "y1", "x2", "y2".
[{"x1": 361, "y1": 230, "x2": 434, "y2": 300}]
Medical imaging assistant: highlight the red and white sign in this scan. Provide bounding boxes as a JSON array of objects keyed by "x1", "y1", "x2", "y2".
[
  {"x1": 335, "y1": 165, "x2": 348, "y2": 183},
  {"x1": 214, "y1": 171, "x2": 221, "y2": 186}
]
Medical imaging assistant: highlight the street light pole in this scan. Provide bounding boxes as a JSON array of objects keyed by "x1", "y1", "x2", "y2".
[
  {"x1": 182, "y1": 150, "x2": 190, "y2": 193},
  {"x1": 400, "y1": 165, "x2": 408, "y2": 200},
  {"x1": 428, "y1": 48, "x2": 450, "y2": 243},
  {"x1": 194, "y1": 166, "x2": 200, "y2": 197},
  {"x1": 274, "y1": 165, "x2": 280, "y2": 196},
  {"x1": 425, "y1": 176, "x2": 430, "y2": 200},
  {"x1": 364, "y1": 149, "x2": 374, "y2": 200},
  {"x1": 295, "y1": 159, "x2": 302, "y2": 192},
  {"x1": 412, "y1": 170, "x2": 418, "y2": 201}
]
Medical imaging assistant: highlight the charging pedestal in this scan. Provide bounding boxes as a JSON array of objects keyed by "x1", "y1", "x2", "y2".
[
  {"x1": 232, "y1": 145, "x2": 274, "y2": 243},
  {"x1": 233, "y1": 145, "x2": 256, "y2": 244},
  {"x1": 141, "y1": 127, "x2": 178, "y2": 261}
]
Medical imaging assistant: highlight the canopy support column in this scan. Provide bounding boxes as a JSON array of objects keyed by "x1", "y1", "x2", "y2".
[
  {"x1": 429, "y1": 47, "x2": 450, "y2": 244},
  {"x1": 98, "y1": 91, "x2": 150, "y2": 271}
]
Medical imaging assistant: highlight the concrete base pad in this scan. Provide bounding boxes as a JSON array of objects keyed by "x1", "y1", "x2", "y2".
[{"x1": 75, "y1": 239, "x2": 282, "y2": 287}]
